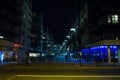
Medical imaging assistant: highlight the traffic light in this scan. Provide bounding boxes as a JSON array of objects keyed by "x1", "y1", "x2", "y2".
[{"x1": 14, "y1": 43, "x2": 20, "y2": 51}]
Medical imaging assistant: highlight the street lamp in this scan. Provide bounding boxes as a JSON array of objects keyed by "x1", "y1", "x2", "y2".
[
  {"x1": 66, "y1": 36, "x2": 70, "y2": 39},
  {"x1": 64, "y1": 40, "x2": 67, "y2": 42},
  {"x1": 70, "y1": 28, "x2": 76, "y2": 32},
  {"x1": 70, "y1": 27, "x2": 77, "y2": 63}
]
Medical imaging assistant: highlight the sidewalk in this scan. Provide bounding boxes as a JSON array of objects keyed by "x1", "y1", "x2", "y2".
[{"x1": 1, "y1": 62, "x2": 120, "y2": 69}]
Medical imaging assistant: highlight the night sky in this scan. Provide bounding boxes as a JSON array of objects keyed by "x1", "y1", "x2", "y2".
[{"x1": 33, "y1": 0, "x2": 80, "y2": 44}]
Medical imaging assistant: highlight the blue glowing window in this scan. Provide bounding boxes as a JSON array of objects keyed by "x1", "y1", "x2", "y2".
[{"x1": 0, "y1": 51, "x2": 3, "y2": 62}]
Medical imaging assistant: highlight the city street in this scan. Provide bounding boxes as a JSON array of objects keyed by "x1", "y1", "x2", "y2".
[
  {"x1": 0, "y1": 63, "x2": 120, "y2": 80},
  {"x1": 0, "y1": 0, "x2": 120, "y2": 80}
]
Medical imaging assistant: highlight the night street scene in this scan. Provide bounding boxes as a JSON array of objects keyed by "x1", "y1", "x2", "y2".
[{"x1": 0, "y1": 0, "x2": 120, "y2": 80}]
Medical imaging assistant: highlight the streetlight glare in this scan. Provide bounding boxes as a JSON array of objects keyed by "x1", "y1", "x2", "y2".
[
  {"x1": 66, "y1": 36, "x2": 70, "y2": 39},
  {"x1": 64, "y1": 40, "x2": 67, "y2": 42},
  {"x1": 70, "y1": 28, "x2": 76, "y2": 32}
]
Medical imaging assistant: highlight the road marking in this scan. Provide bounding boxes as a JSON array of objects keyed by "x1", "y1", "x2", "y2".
[{"x1": 17, "y1": 75, "x2": 120, "y2": 78}]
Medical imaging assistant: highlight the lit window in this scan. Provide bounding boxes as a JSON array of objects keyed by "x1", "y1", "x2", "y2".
[
  {"x1": 108, "y1": 15, "x2": 119, "y2": 23},
  {"x1": 108, "y1": 16, "x2": 111, "y2": 23},
  {"x1": 112, "y1": 15, "x2": 118, "y2": 23},
  {"x1": 29, "y1": 53, "x2": 40, "y2": 57}
]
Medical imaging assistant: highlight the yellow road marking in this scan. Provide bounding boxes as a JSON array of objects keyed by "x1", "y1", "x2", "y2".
[
  {"x1": 6, "y1": 75, "x2": 120, "y2": 80},
  {"x1": 17, "y1": 75, "x2": 120, "y2": 78}
]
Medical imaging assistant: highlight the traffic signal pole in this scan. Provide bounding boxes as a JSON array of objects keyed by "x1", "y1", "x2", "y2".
[{"x1": 14, "y1": 43, "x2": 20, "y2": 67}]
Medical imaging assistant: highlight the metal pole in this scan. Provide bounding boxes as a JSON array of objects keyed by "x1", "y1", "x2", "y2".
[{"x1": 15, "y1": 50, "x2": 18, "y2": 67}]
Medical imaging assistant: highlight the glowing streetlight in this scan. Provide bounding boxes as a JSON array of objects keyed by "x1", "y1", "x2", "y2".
[
  {"x1": 70, "y1": 28, "x2": 76, "y2": 32},
  {"x1": 64, "y1": 40, "x2": 67, "y2": 42},
  {"x1": 66, "y1": 36, "x2": 70, "y2": 39}
]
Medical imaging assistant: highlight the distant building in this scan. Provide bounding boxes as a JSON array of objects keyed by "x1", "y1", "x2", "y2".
[
  {"x1": 31, "y1": 13, "x2": 44, "y2": 56},
  {"x1": 80, "y1": 0, "x2": 120, "y2": 63},
  {"x1": 31, "y1": 13, "x2": 56, "y2": 63}
]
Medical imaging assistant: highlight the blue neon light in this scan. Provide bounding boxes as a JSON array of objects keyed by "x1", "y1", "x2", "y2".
[
  {"x1": 82, "y1": 45, "x2": 118, "y2": 62},
  {"x1": 0, "y1": 51, "x2": 3, "y2": 63}
]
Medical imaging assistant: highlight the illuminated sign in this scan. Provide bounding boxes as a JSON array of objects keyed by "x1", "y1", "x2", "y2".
[{"x1": 29, "y1": 53, "x2": 40, "y2": 57}]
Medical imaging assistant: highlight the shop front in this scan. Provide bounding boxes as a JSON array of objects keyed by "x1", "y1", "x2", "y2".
[
  {"x1": 0, "y1": 40, "x2": 14, "y2": 64},
  {"x1": 82, "y1": 45, "x2": 119, "y2": 63}
]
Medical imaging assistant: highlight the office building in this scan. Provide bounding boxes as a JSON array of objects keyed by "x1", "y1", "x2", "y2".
[{"x1": 80, "y1": 0, "x2": 120, "y2": 63}]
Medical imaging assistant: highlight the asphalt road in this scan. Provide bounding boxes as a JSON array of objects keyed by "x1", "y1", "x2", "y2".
[{"x1": 0, "y1": 63, "x2": 120, "y2": 80}]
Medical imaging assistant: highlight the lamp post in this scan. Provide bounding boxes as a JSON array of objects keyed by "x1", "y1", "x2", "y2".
[{"x1": 70, "y1": 28, "x2": 76, "y2": 63}]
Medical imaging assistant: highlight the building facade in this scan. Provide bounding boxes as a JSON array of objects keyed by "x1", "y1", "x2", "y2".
[
  {"x1": 31, "y1": 13, "x2": 56, "y2": 63},
  {"x1": 31, "y1": 13, "x2": 44, "y2": 62},
  {"x1": 19, "y1": 0, "x2": 32, "y2": 62},
  {"x1": 0, "y1": 0, "x2": 32, "y2": 64},
  {"x1": 80, "y1": 0, "x2": 120, "y2": 63}
]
